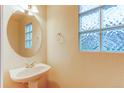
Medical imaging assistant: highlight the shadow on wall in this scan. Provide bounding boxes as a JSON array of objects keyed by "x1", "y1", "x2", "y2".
[
  {"x1": 47, "y1": 81, "x2": 60, "y2": 88},
  {"x1": 4, "y1": 72, "x2": 26, "y2": 88}
]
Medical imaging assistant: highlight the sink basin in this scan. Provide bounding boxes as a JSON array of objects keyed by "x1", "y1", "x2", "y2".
[{"x1": 9, "y1": 63, "x2": 51, "y2": 83}]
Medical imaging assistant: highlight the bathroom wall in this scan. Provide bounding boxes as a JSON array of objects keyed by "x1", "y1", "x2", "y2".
[
  {"x1": 3, "y1": 5, "x2": 124, "y2": 88},
  {"x1": 7, "y1": 17, "x2": 20, "y2": 53},
  {"x1": 47, "y1": 5, "x2": 124, "y2": 88},
  {"x1": 3, "y1": 5, "x2": 47, "y2": 88}
]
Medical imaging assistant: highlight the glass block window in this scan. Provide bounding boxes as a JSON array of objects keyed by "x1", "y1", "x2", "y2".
[
  {"x1": 79, "y1": 5, "x2": 124, "y2": 52},
  {"x1": 80, "y1": 32, "x2": 100, "y2": 51},
  {"x1": 102, "y1": 5, "x2": 124, "y2": 52},
  {"x1": 25, "y1": 23, "x2": 32, "y2": 48},
  {"x1": 79, "y1": 5, "x2": 100, "y2": 51},
  {"x1": 102, "y1": 28, "x2": 124, "y2": 52}
]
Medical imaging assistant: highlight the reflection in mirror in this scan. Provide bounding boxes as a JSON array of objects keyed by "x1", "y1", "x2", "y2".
[{"x1": 7, "y1": 11, "x2": 42, "y2": 57}]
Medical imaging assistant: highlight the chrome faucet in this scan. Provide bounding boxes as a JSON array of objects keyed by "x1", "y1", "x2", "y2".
[{"x1": 25, "y1": 61, "x2": 36, "y2": 68}]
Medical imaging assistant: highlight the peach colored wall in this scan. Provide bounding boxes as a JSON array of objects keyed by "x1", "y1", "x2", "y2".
[
  {"x1": 47, "y1": 5, "x2": 124, "y2": 88},
  {"x1": 7, "y1": 17, "x2": 20, "y2": 53},
  {"x1": 3, "y1": 5, "x2": 47, "y2": 88}
]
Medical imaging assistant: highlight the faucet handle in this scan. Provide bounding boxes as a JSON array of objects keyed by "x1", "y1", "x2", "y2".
[
  {"x1": 30, "y1": 61, "x2": 37, "y2": 66},
  {"x1": 25, "y1": 63, "x2": 30, "y2": 68},
  {"x1": 31, "y1": 61, "x2": 36, "y2": 64},
  {"x1": 25, "y1": 61, "x2": 37, "y2": 68}
]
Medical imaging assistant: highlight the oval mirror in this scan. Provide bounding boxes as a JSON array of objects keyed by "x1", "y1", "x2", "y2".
[{"x1": 7, "y1": 11, "x2": 42, "y2": 57}]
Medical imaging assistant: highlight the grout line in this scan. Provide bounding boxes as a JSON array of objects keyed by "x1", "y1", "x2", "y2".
[{"x1": 100, "y1": 6, "x2": 102, "y2": 52}]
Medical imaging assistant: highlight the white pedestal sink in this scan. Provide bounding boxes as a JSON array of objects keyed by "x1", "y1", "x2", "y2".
[{"x1": 9, "y1": 63, "x2": 51, "y2": 88}]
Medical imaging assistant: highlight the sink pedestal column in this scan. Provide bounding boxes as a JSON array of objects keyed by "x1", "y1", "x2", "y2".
[{"x1": 28, "y1": 80, "x2": 38, "y2": 88}]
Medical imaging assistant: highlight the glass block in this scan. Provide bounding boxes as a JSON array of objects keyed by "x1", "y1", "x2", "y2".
[
  {"x1": 30, "y1": 33, "x2": 32, "y2": 40},
  {"x1": 29, "y1": 24, "x2": 32, "y2": 31},
  {"x1": 79, "y1": 5, "x2": 99, "y2": 14},
  {"x1": 25, "y1": 40, "x2": 31, "y2": 48},
  {"x1": 27, "y1": 25, "x2": 30, "y2": 32},
  {"x1": 102, "y1": 28, "x2": 124, "y2": 52},
  {"x1": 25, "y1": 41, "x2": 28, "y2": 48},
  {"x1": 80, "y1": 32, "x2": 100, "y2": 51},
  {"x1": 26, "y1": 33, "x2": 32, "y2": 40},
  {"x1": 28, "y1": 41, "x2": 31, "y2": 48},
  {"x1": 79, "y1": 9, "x2": 100, "y2": 32},
  {"x1": 30, "y1": 41, "x2": 32, "y2": 48},
  {"x1": 102, "y1": 5, "x2": 124, "y2": 28},
  {"x1": 26, "y1": 33, "x2": 29, "y2": 40}
]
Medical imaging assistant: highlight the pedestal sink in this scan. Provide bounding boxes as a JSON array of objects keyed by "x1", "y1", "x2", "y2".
[{"x1": 9, "y1": 63, "x2": 51, "y2": 88}]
